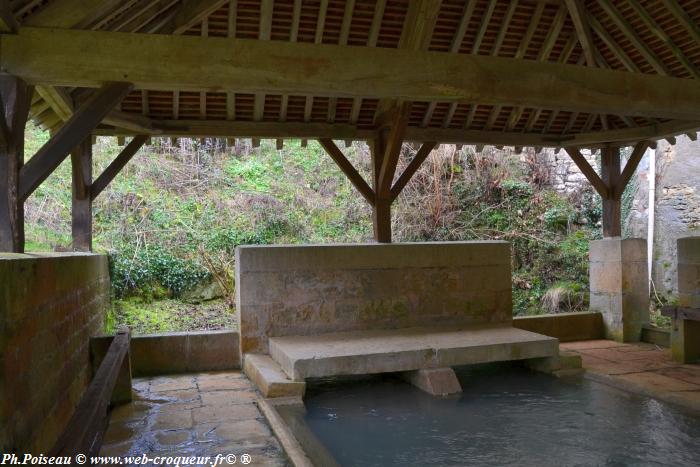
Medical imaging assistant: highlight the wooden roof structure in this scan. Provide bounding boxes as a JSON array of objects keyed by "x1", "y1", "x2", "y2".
[
  {"x1": 1, "y1": 0, "x2": 700, "y2": 250},
  {"x1": 4, "y1": 0, "x2": 700, "y2": 148}
]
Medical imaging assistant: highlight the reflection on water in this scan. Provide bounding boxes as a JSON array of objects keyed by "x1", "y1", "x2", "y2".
[{"x1": 278, "y1": 363, "x2": 700, "y2": 467}]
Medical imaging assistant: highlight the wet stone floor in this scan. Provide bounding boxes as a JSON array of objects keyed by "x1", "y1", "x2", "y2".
[{"x1": 100, "y1": 371, "x2": 288, "y2": 466}]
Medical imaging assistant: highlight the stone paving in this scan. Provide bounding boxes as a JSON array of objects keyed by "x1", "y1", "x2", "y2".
[
  {"x1": 561, "y1": 339, "x2": 700, "y2": 412},
  {"x1": 100, "y1": 371, "x2": 288, "y2": 466}
]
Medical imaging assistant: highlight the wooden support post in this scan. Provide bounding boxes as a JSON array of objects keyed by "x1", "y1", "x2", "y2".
[
  {"x1": 371, "y1": 134, "x2": 391, "y2": 243},
  {"x1": 71, "y1": 138, "x2": 92, "y2": 251},
  {"x1": 0, "y1": 76, "x2": 32, "y2": 252},
  {"x1": 601, "y1": 146, "x2": 622, "y2": 237}
]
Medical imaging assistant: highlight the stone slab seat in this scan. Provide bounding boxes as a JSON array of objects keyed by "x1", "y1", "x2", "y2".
[{"x1": 269, "y1": 325, "x2": 559, "y2": 381}]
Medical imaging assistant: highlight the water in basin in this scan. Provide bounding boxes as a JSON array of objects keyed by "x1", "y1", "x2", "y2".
[{"x1": 278, "y1": 363, "x2": 700, "y2": 466}]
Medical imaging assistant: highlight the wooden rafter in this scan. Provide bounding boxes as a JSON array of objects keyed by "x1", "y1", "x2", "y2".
[
  {"x1": 625, "y1": 0, "x2": 699, "y2": 79},
  {"x1": 165, "y1": 0, "x2": 227, "y2": 34},
  {"x1": 596, "y1": 0, "x2": 670, "y2": 76},
  {"x1": 565, "y1": 0, "x2": 597, "y2": 67},
  {"x1": 660, "y1": 0, "x2": 700, "y2": 44}
]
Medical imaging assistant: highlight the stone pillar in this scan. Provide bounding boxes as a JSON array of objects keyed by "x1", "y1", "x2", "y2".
[
  {"x1": 674, "y1": 237, "x2": 700, "y2": 363},
  {"x1": 589, "y1": 238, "x2": 648, "y2": 342}
]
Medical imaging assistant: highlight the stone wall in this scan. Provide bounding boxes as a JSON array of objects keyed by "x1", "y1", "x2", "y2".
[
  {"x1": 236, "y1": 241, "x2": 512, "y2": 354},
  {"x1": 626, "y1": 135, "x2": 700, "y2": 296},
  {"x1": 0, "y1": 253, "x2": 110, "y2": 454}
]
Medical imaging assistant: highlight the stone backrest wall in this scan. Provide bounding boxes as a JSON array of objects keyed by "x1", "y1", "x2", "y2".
[
  {"x1": 236, "y1": 242, "x2": 512, "y2": 354},
  {"x1": 0, "y1": 253, "x2": 110, "y2": 453}
]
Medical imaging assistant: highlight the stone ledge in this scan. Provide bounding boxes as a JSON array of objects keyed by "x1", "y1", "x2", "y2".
[
  {"x1": 244, "y1": 353, "x2": 305, "y2": 398},
  {"x1": 91, "y1": 330, "x2": 240, "y2": 376}
]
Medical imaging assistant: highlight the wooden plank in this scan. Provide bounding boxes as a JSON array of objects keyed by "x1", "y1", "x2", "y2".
[
  {"x1": 600, "y1": 146, "x2": 621, "y2": 237},
  {"x1": 71, "y1": 138, "x2": 92, "y2": 251},
  {"x1": 564, "y1": 147, "x2": 609, "y2": 198},
  {"x1": 0, "y1": 75, "x2": 32, "y2": 252},
  {"x1": 91, "y1": 135, "x2": 147, "y2": 200},
  {"x1": 104, "y1": 110, "x2": 160, "y2": 134},
  {"x1": 19, "y1": 82, "x2": 132, "y2": 201},
  {"x1": 390, "y1": 141, "x2": 437, "y2": 200},
  {"x1": 565, "y1": 0, "x2": 597, "y2": 66},
  {"x1": 615, "y1": 141, "x2": 648, "y2": 198},
  {"x1": 318, "y1": 138, "x2": 375, "y2": 206},
  {"x1": 6, "y1": 29, "x2": 700, "y2": 120},
  {"x1": 50, "y1": 328, "x2": 131, "y2": 457}
]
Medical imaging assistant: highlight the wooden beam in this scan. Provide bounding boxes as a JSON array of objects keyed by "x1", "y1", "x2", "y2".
[
  {"x1": 90, "y1": 117, "x2": 700, "y2": 149},
  {"x1": 71, "y1": 137, "x2": 92, "y2": 251},
  {"x1": 0, "y1": 1, "x2": 18, "y2": 33},
  {"x1": 103, "y1": 110, "x2": 161, "y2": 134},
  {"x1": 376, "y1": 103, "x2": 411, "y2": 198},
  {"x1": 35, "y1": 85, "x2": 73, "y2": 121},
  {"x1": 615, "y1": 141, "x2": 648, "y2": 198},
  {"x1": 6, "y1": 28, "x2": 700, "y2": 120},
  {"x1": 19, "y1": 82, "x2": 132, "y2": 201},
  {"x1": 565, "y1": 0, "x2": 597, "y2": 66},
  {"x1": 601, "y1": 146, "x2": 621, "y2": 237},
  {"x1": 50, "y1": 328, "x2": 131, "y2": 457},
  {"x1": 24, "y1": 0, "x2": 124, "y2": 29},
  {"x1": 318, "y1": 138, "x2": 375, "y2": 206},
  {"x1": 0, "y1": 75, "x2": 32, "y2": 252},
  {"x1": 166, "y1": 0, "x2": 228, "y2": 34},
  {"x1": 564, "y1": 147, "x2": 609, "y2": 198},
  {"x1": 91, "y1": 135, "x2": 147, "y2": 200},
  {"x1": 390, "y1": 141, "x2": 437, "y2": 201}
]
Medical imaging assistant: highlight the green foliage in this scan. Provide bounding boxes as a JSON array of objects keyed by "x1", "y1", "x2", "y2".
[{"x1": 110, "y1": 246, "x2": 209, "y2": 299}]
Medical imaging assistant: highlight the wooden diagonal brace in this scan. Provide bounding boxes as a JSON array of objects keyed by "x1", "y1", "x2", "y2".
[
  {"x1": 318, "y1": 138, "x2": 375, "y2": 206},
  {"x1": 390, "y1": 141, "x2": 437, "y2": 201},
  {"x1": 376, "y1": 102, "x2": 411, "y2": 198},
  {"x1": 565, "y1": 147, "x2": 609, "y2": 198},
  {"x1": 91, "y1": 135, "x2": 148, "y2": 200},
  {"x1": 19, "y1": 82, "x2": 132, "y2": 201},
  {"x1": 614, "y1": 141, "x2": 649, "y2": 199}
]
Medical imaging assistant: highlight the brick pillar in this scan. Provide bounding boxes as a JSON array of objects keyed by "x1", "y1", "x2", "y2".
[
  {"x1": 674, "y1": 237, "x2": 700, "y2": 363},
  {"x1": 589, "y1": 238, "x2": 648, "y2": 342}
]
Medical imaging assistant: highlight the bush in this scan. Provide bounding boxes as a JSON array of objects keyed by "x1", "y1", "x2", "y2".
[{"x1": 110, "y1": 246, "x2": 209, "y2": 299}]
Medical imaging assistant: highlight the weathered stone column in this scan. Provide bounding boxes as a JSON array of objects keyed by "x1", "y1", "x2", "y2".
[
  {"x1": 589, "y1": 238, "x2": 648, "y2": 342},
  {"x1": 674, "y1": 237, "x2": 700, "y2": 362}
]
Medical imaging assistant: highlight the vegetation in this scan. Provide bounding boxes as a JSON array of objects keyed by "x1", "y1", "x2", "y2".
[{"x1": 25, "y1": 123, "x2": 609, "y2": 332}]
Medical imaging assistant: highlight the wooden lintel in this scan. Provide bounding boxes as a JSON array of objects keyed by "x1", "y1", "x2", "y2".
[
  {"x1": 19, "y1": 82, "x2": 133, "y2": 201},
  {"x1": 318, "y1": 138, "x2": 375, "y2": 206},
  {"x1": 91, "y1": 135, "x2": 148, "y2": 200},
  {"x1": 565, "y1": 147, "x2": 609, "y2": 198},
  {"x1": 390, "y1": 141, "x2": 437, "y2": 201},
  {"x1": 4, "y1": 28, "x2": 700, "y2": 120}
]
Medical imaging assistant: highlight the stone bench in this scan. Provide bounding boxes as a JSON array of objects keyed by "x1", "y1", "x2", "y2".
[
  {"x1": 235, "y1": 242, "x2": 568, "y2": 396},
  {"x1": 269, "y1": 325, "x2": 558, "y2": 381}
]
